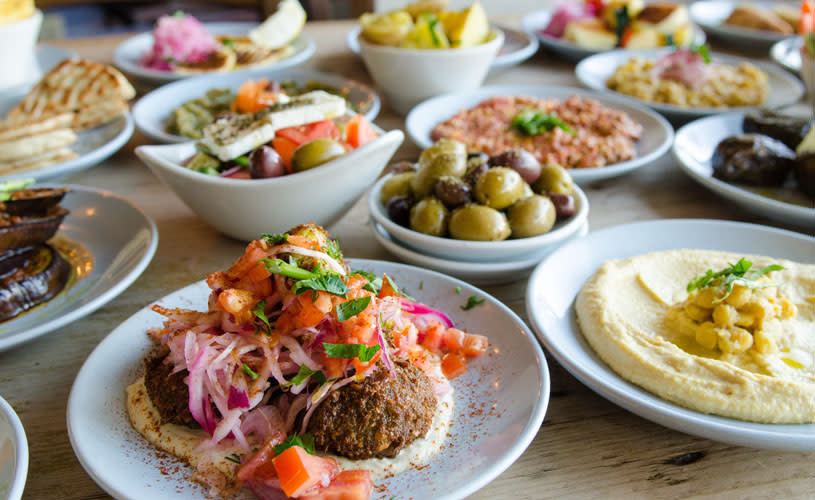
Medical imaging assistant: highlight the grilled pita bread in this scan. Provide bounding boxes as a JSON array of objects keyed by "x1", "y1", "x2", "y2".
[
  {"x1": 72, "y1": 99, "x2": 128, "y2": 131},
  {"x1": 0, "y1": 112, "x2": 74, "y2": 142},
  {"x1": 6, "y1": 59, "x2": 135, "y2": 126},
  {"x1": 0, "y1": 147, "x2": 77, "y2": 175},
  {"x1": 217, "y1": 37, "x2": 291, "y2": 69},
  {"x1": 0, "y1": 129, "x2": 76, "y2": 162}
]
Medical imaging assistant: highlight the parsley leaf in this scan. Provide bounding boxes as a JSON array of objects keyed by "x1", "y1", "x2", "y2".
[
  {"x1": 690, "y1": 42, "x2": 711, "y2": 64},
  {"x1": 242, "y1": 363, "x2": 259, "y2": 380},
  {"x1": 224, "y1": 453, "x2": 242, "y2": 464},
  {"x1": 262, "y1": 258, "x2": 320, "y2": 280},
  {"x1": 292, "y1": 273, "x2": 349, "y2": 298},
  {"x1": 261, "y1": 233, "x2": 289, "y2": 244},
  {"x1": 511, "y1": 110, "x2": 576, "y2": 137},
  {"x1": 253, "y1": 299, "x2": 272, "y2": 336},
  {"x1": 221, "y1": 38, "x2": 234, "y2": 48},
  {"x1": 461, "y1": 295, "x2": 486, "y2": 311},
  {"x1": 322, "y1": 238, "x2": 343, "y2": 262},
  {"x1": 336, "y1": 296, "x2": 372, "y2": 321},
  {"x1": 323, "y1": 342, "x2": 380, "y2": 362},
  {"x1": 287, "y1": 364, "x2": 327, "y2": 387},
  {"x1": 686, "y1": 258, "x2": 784, "y2": 302},
  {"x1": 384, "y1": 274, "x2": 415, "y2": 301},
  {"x1": 352, "y1": 270, "x2": 383, "y2": 294},
  {"x1": 455, "y1": 286, "x2": 461, "y2": 294},
  {"x1": 273, "y1": 433, "x2": 316, "y2": 455}
]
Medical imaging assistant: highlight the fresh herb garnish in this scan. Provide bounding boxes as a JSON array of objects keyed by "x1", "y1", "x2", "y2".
[
  {"x1": 292, "y1": 273, "x2": 349, "y2": 298},
  {"x1": 455, "y1": 286, "x2": 461, "y2": 294},
  {"x1": 351, "y1": 269, "x2": 383, "y2": 294},
  {"x1": 253, "y1": 299, "x2": 272, "y2": 336},
  {"x1": 323, "y1": 342, "x2": 381, "y2": 362},
  {"x1": 242, "y1": 363, "x2": 259, "y2": 380},
  {"x1": 461, "y1": 295, "x2": 485, "y2": 311},
  {"x1": 0, "y1": 178, "x2": 34, "y2": 201},
  {"x1": 511, "y1": 110, "x2": 576, "y2": 137},
  {"x1": 322, "y1": 238, "x2": 343, "y2": 262},
  {"x1": 424, "y1": 13, "x2": 442, "y2": 47},
  {"x1": 225, "y1": 453, "x2": 242, "y2": 464},
  {"x1": 262, "y1": 258, "x2": 320, "y2": 280},
  {"x1": 690, "y1": 42, "x2": 711, "y2": 64},
  {"x1": 261, "y1": 233, "x2": 289, "y2": 244},
  {"x1": 419, "y1": 281, "x2": 423, "y2": 290},
  {"x1": 233, "y1": 155, "x2": 250, "y2": 168},
  {"x1": 273, "y1": 433, "x2": 316, "y2": 455},
  {"x1": 614, "y1": 5, "x2": 630, "y2": 44},
  {"x1": 336, "y1": 296, "x2": 372, "y2": 321},
  {"x1": 665, "y1": 33, "x2": 675, "y2": 47},
  {"x1": 221, "y1": 38, "x2": 234, "y2": 48},
  {"x1": 287, "y1": 364, "x2": 327, "y2": 386},
  {"x1": 384, "y1": 274, "x2": 415, "y2": 301},
  {"x1": 686, "y1": 258, "x2": 784, "y2": 302},
  {"x1": 173, "y1": 10, "x2": 186, "y2": 18}
]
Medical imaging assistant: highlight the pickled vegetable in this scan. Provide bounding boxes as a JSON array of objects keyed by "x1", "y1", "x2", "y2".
[{"x1": 291, "y1": 138, "x2": 346, "y2": 172}]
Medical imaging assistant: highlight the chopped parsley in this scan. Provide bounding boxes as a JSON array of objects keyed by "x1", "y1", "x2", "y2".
[
  {"x1": 351, "y1": 269, "x2": 383, "y2": 294},
  {"x1": 261, "y1": 233, "x2": 289, "y2": 244},
  {"x1": 384, "y1": 274, "x2": 415, "y2": 301},
  {"x1": 224, "y1": 453, "x2": 242, "y2": 464},
  {"x1": 0, "y1": 179, "x2": 34, "y2": 201},
  {"x1": 419, "y1": 281, "x2": 424, "y2": 290},
  {"x1": 322, "y1": 238, "x2": 343, "y2": 262},
  {"x1": 614, "y1": 5, "x2": 631, "y2": 44},
  {"x1": 511, "y1": 110, "x2": 575, "y2": 137},
  {"x1": 690, "y1": 42, "x2": 711, "y2": 64},
  {"x1": 253, "y1": 299, "x2": 272, "y2": 336},
  {"x1": 455, "y1": 286, "x2": 461, "y2": 294},
  {"x1": 323, "y1": 342, "x2": 380, "y2": 362},
  {"x1": 686, "y1": 257, "x2": 784, "y2": 302},
  {"x1": 336, "y1": 296, "x2": 372, "y2": 321},
  {"x1": 287, "y1": 364, "x2": 327, "y2": 386},
  {"x1": 273, "y1": 433, "x2": 316, "y2": 455},
  {"x1": 461, "y1": 295, "x2": 485, "y2": 311},
  {"x1": 221, "y1": 38, "x2": 234, "y2": 48},
  {"x1": 292, "y1": 273, "x2": 349, "y2": 298},
  {"x1": 242, "y1": 363, "x2": 259, "y2": 380}
]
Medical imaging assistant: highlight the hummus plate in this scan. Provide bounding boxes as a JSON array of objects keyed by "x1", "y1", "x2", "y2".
[
  {"x1": 67, "y1": 259, "x2": 549, "y2": 500},
  {"x1": 526, "y1": 219, "x2": 815, "y2": 451}
]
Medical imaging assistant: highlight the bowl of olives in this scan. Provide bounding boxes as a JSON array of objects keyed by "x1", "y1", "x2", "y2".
[
  {"x1": 135, "y1": 127, "x2": 404, "y2": 241},
  {"x1": 369, "y1": 139, "x2": 589, "y2": 262}
]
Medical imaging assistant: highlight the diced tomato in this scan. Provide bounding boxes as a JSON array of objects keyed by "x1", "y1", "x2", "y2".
[
  {"x1": 272, "y1": 136, "x2": 299, "y2": 173},
  {"x1": 287, "y1": 234, "x2": 321, "y2": 251},
  {"x1": 443, "y1": 328, "x2": 466, "y2": 352},
  {"x1": 377, "y1": 273, "x2": 399, "y2": 298},
  {"x1": 236, "y1": 433, "x2": 286, "y2": 482},
  {"x1": 618, "y1": 26, "x2": 633, "y2": 47},
  {"x1": 300, "y1": 470, "x2": 373, "y2": 500},
  {"x1": 247, "y1": 262, "x2": 272, "y2": 283},
  {"x1": 218, "y1": 288, "x2": 257, "y2": 324},
  {"x1": 420, "y1": 320, "x2": 445, "y2": 353},
  {"x1": 801, "y1": 1, "x2": 815, "y2": 33},
  {"x1": 232, "y1": 79, "x2": 280, "y2": 114},
  {"x1": 462, "y1": 333, "x2": 488, "y2": 357},
  {"x1": 441, "y1": 352, "x2": 467, "y2": 379},
  {"x1": 273, "y1": 446, "x2": 339, "y2": 498},
  {"x1": 323, "y1": 356, "x2": 347, "y2": 379},
  {"x1": 226, "y1": 240, "x2": 270, "y2": 279},
  {"x1": 277, "y1": 120, "x2": 340, "y2": 147},
  {"x1": 345, "y1": 114, "x2": 377, "y2": 149}
]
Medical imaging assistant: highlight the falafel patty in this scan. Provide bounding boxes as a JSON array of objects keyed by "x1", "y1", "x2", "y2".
[{"x1": 143, "y1": 354, "x2": 198, "y2": 428}]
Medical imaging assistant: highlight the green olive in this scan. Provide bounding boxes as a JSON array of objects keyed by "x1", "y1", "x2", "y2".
[
  {"x1": 291, "y1": 138, "x2": 346, "y2": 172},
  {"x1": 448, "y1": 204, "x2": 511, "y2": 241},
  {"x1": 410, "y1": 154, "x2": 467, "y2": 198},
  {"x1": 507, "y1": 195, "x2": 557, "y2": 238},
  {"x1": 418, "y1": 139, "x2": 467, "y2": 168},
  {"x1": 474, "y1": 167, "x2": 526, "y2": 210},
  {"x1": 521, "y1": 182, "x2": 534, "y2": 199},
  {"x1": 380, "y1": 172, "x2": 415, "y2": 204},
  {"x1": 533, "y1": 163, "x2": 575, "y2": 195},
  {"x1": 409, "y1": 197, "x2": 448, "y2": 237}
]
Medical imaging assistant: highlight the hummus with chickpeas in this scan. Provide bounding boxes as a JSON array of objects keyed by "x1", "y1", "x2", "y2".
[{"x1": 575, "y1": 249, "x2": 815, "y2": 423}]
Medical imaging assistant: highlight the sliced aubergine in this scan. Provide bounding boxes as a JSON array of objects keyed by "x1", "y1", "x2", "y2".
[
  {"x1": 1, "y1": 188, "x2": 70, "y2": 217},
  {"x1": 0, "y1": 207, "x2": 68, "y2": 251},
  {"x1": 0, "y1": 244, "x2": 71, "y2": 322}
]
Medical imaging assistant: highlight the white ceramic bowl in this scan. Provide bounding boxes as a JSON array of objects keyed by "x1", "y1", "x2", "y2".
[
  {"x1": 357, "y1": 28, "x2": 504, "y2": 115},
  {"x1": 0, "y1": 395, "x2": 28, "y2": 500},
  {"x1": 369, "y1": 173, "x2": 589, "y2": 262},
  {"x1": 0, "y1": 9, "x2": 42, "y2": 90},
  {"x1": 136, "y1": 126, "x2": 404, "y2": 241}
]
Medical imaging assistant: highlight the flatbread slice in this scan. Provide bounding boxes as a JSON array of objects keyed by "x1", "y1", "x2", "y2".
[
  {"x1": 0, "y1": 147, "x2": 77, "y2": 175},
  {"x1": 0, "y1": 129, "x2": 76, "y2": 162},
  {"x1": 0, "y1": 112, "x2": 74, "y2": 142},
  {"x1": 217, "y1": 36, "x2": 292, "y2": 69},
  {"x1": 72, "y1": 99, "x2": 128, "y2": 131}
]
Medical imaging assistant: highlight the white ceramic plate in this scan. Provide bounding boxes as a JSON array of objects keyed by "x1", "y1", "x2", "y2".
[
  {"x1": 67, "y1": 259, "x2": 550, "y2": 500},
  {"x1": 0, "y1": 395, "x2": 27, "y2": 500},
  {"x1": 113, "y1": 22, "x2": 315, "y2": 84},
  {"x1": 673, "y1": 112, "x2": 815, "y2": 228},
  {"x1": 576, "y1": 48, "x2": 806, "y2": 121},
  {"x1": 0, "y1": 185, "x2": 158, "y2": 351},
  {"x1": 346, "y1": 24, "x2": 538, "y2": 72},
  {"x1": 0, "y1": 51, "x2": 135, "y2": 183},
  {"x1": 526, "y1": 218, "x2": 815, "y2": 451},
  {"x1": 133, "y1": 68, "x2": 381, "y2": 143},
  {"x1": 371, "y1": 219, "x2": 589, "y2": 285},
  {"x1": 520, "y1": 8, "x2": 706, "y2": 62},
  {"x1": 771, "y1": 36, "x2": 803, "y2": 74},
  {"x1": 405, "y1": 85, "x2": 673, "y2": 184},
  {"x1": 690, "y1": 1, "x2": 795, "y2": 49}
]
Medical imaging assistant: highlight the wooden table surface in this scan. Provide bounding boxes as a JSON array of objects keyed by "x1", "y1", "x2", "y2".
[{"x1": 2, "y1": 18, "x2": 814, "y2": 500}]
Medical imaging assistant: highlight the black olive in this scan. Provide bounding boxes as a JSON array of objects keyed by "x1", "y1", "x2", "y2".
[{"x1": 386, "y1": 196, "x2": 413, "y2": 227}]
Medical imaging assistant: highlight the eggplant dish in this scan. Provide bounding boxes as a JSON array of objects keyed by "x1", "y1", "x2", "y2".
[{"x1": 0, "y1": 185, "x2": 71, "y2": 322}]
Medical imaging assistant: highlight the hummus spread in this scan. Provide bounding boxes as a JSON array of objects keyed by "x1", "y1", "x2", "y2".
[{"x1": 575, "y1": 249, "x2": 815, "y2": 423}]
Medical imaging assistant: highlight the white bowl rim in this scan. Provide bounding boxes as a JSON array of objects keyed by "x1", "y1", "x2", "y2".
[
  {"x1": 369, "y1": 171, "x2": 590, "y2": 252},
  {"x1": 0, "y1": 395, "x2": 28, "y2": 500},
  {"x1": 135, "y1": 125, "x2": 403, "y2": 187},
  {"x1": 356, "y1": 27, "x2": 505, "y2": 56}
]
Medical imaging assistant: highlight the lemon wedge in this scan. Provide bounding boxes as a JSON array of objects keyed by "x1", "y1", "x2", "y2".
[{"x1": 249, "y1": 0, "x2": 307, "y2": 49}]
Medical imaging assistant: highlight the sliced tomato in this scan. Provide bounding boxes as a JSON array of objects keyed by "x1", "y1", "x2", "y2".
[
  {"x1": 345, "y1": 114, "x2": 377, "y2": 149},
  {"x1": 377, "y1": 273, "x2": 399, "y2": 298},
  {"x1": 300, "y1": 470, "x2": 373, "y2": 500},
  {"x1": 272, "y1": 135, "x2": 299, "y2": 173},
  {"x1": 420, "y1": 320, "x2": 445, "y2": 353},
  {"x1": 277, "y1": 120, "x2": 340, "y2": 147},
  {"x1": 236, "y1": 433, "x2": 286, "y2": 482},
  {"x1": 442, "y1": 352, "x2": 468, "y2": 379},
  {"x1": 273, "y1": 446, "x2": 339, "y2": 498}
]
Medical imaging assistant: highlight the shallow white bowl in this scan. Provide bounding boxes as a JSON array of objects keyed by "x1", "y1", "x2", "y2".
[
  {"x1": 771, "y1": 36, "x2": 802, "y2": 74},
  {"x1": 133, "y1": 68, "x2": 381, "y2": 144},
  {"x1": 673, "y1": 113, "x2": 815, "y2": 229},
  {"x1": 576, "y1": 48, "x2": 806, "y2": 121},
  {"x1": 369, "y1": 172, "x2": 589, "y2": 263},
  {"x1": 0, "y1": 9, "x2": 42, "y2": 90},
  {"x1": 690, "y1": 1, "x2": 792, "y2": 50},
  {"x1": 358, "y1": 29, "x2": 504, "y2": 115},
  {"x1": 0, "y1": 395, "x2": 27, "y2": 500},
  {"x1": 136, "y1": 127, "x2": 404, "y2": 241},
  {"x1": 405, "y1": 85, "x2": 674, "y2": 185}
]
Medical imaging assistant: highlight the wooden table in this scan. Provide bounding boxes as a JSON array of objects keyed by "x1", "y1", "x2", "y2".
[{"x1": 2, "y1": 19, "x2": 814, "y2": 500}]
